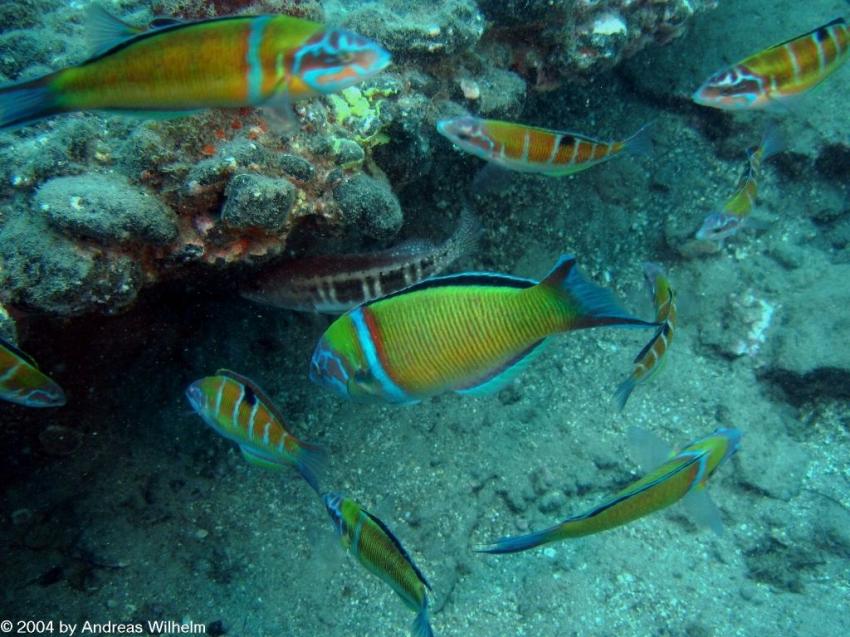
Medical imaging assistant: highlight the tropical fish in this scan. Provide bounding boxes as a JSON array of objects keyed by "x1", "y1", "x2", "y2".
[
  {"x1": 185, "y1": 369, "x2": 324, "y2": 492},
  {"x1": 613, "y1": 263, "x2": 676, "y2": 410},
  {"x1": 435, "y1": 116, "x2": 653, "y2": 176},
  {"x1": 693, "y1": 18, "x2": 850, "y2": 110},
  {"x1": 310, "y1": 254, "x2": 657, "y2": 404},
  {"x1": 242, "y1": 209, "x2": 479, "y2": 314},
  {"x1": 696, "y1": 125, "x2": 784, "y2": 244},
  {"x1": 478, "y1": 427, "x2": 741, "y2": 554},
  {"x1": 0, "y1": 6, "x2": 391, "y2": 129},
  {"x1": 0, "y1": 336, "x2": 66, "y2": 408},
  {"x1": 322, "y1": 492, "x2": 434, "y2": 637}
]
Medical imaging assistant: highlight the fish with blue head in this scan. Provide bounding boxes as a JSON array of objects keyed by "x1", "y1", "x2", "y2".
[{"x1": 0, "y1": 6, "x2": 391, "y2": 129}]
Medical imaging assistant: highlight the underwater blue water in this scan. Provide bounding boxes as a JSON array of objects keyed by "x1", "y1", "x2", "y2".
[{"x1": 1, "y1": 1, "x2": 849, "y2": 636}]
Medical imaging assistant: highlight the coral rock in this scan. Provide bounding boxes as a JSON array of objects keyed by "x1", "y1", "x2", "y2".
[
  {"x1": 333, "y1": 174, "x2": 403, "y2": 240},
  {"x1": 221, "y1": 174, "x2": 296, "y2": 233}
]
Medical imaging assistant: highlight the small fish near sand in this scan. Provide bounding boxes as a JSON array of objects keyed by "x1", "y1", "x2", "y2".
[
  {"x1": 0, "y1": 336, "x2": 66, "y2": 408},
  {"x1": 322, "y1": 492, "x2": 434, "y2": 637},
  {"x1": 478, "y1": 427, "x2": 741, "y2": 555},
  {"x1": 310, "y1": 254, "x2": 658, "y2": 404},
  {"x1": 242, "y1": 210, "x2": 480, "y2": 314},
  {"x1": 0, "y1": 6, "x2": 391, "y2": 129},
  {"x1": 185, "y1": 369, "x2": 324, "y2": 492},
  {"x1": 436, "y1": 116, "x2": 653, "y2": 176},
  {"x1": 614, "y1": 263, "x2": 677, "y2": 410},
  {"x1": 693, "y1": 18, "x2": 850, "y2": 111},
  {"x1": 696, "y1": 125, "x2": 784, "y2": 244}
]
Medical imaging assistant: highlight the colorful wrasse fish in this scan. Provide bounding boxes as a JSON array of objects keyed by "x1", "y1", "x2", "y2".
[
  {"x1": 322, "y1": 493, "x2": 433, "y2": 637},
  {"x1": 693, "y1": 18, "x2": 850, "y2": 110},
  {"x1": 0, "y1": 6, "x2": 391, "y2": 129},
  {"x1": 478, "y1": 427, "x2": 741, "y2": 554},
  {"x1": 696, "y1": 125, "x2": 784, "y2": 244},
  {"x1": 613, "y1": 263, "x2": 676, "y2": 410},
  {"x1": 242, "y1": 210, "x2": 479, "y2": 314},
  {"x1": 0, "y1": 336, "x2": 66, "y2": 408},
  {"x1": 185, "y1": 369, "x2": 324, "y2": 492},
  {"x1": 310, "y1": 254, "x2": 657, "y2": 404},
  {"x1": 436, "y1": 116, "x2": 653, "y2": 176}
]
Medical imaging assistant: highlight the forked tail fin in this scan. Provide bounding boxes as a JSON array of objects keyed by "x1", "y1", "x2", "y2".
[
  {"x1": 294, "y1": 441, "x2": 327, "y2": 494},
  {"x1": 537, "y1": 255, "x2": 658, "y2": 330}
]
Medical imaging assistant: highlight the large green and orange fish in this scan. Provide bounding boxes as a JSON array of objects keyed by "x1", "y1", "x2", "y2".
[
  {"x1": 693, "y1": 18, "x2": 849, "y2": 110},
  {"x1": 0, "y1": 6, "x2": 390, "y2": 129},
  {"x1": 478, "y1": 427, "x2": 741, "y2": 554},
  {"x1": 436, "y1": 116, "x2": 652, "y2": 176},
  {"x1": 309, "y1": 254, "x2": 657, "y2": 404},
  {"x1": 613, "y1": 263, "x2": 677, "y2": 410},
  {"x1": 186, "y1": 369, "x2": 324, "y2": 492},
  {"x1": 0, "y1": 336, "x2": 66, "y2": 408},
  {"x1": 322, "y1": 492, "x2": 434, "y2": 637}
]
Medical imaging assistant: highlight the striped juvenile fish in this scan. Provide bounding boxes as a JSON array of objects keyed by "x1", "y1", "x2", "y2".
[
  {"x1": 696, "y1": 125, "x2": 784, "y2": 244},
  {"x1": 0, "y1": 6, "x2": 390, "y2": 129},
  {"x1": 614, "y1": 263, "x2": 676, "y2": 410},
  {"x1": 693, "y1": 18, "x2": 850, "y2": 110},
  {"x1": 436, "y1": 116, "x2": 653, "y2": 176},
  {"x1": 322, "y1": 493, "x2": 434, "y2": 637},
  {"x1": 310, "y1": 254, "x2": 657, "y2": 404},
  {"x1": 185, "y1": 369, "x2": 324, "y2": 492},
  {"x1": 0, "y1": 336, "x2": 66, "y2": 408},
  {"x1": 242, "y1": 210, "x2": 479, "y2": 314},
  {"x1": 478, "y1": 427, "x2": 741, "y2": 554}
]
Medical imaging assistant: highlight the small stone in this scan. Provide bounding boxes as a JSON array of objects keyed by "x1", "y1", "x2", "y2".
[
  {"x1": 38, "y1": 425, "x2": 83, "y2": 456},
  {"x1": 11, "y1": 508, "x2": 33, "y2": 526},
  {"x1": 36, "y1": 174, "x2": 178, "y2": 246},
  {"x1": 279, "y1": 154, "x2": 314, "y2": 181},
  {"x1": 194, "y1": 528, "x2": 209, "y2": 540},
  {"x1": 333, "y1": 173, "x2": 403, "y2": 239},
  {"x1": 538, "y1": 490, "x2": 566, "y2": 514},
  {"x1": 221, "y1": 174, "x2": 296, "y2": 232},
  {"x1": 334, "y1": 139, "x2": 366, "y2": 167}
]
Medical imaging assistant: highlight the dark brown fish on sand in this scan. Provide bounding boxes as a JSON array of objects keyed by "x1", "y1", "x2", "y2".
[{"x1": 242, "y1": 210, "x2": 479, "y2": 313}]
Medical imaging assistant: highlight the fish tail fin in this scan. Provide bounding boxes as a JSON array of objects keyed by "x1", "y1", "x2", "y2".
[
  {"x1": 411, "y1": 599, "x2": 434, "y2": 637},
  {"x1": 613, "y1": 376, "x2": 637, "y2": 411},
  {"x1": 757, "y1": 121, "x2": 785, "y2": 162},
  {"x1": 445, "y1": 206, "x2": 482, "y2": 260},
  {"x1": 476, "y1": 524, "x2": 564, "y2": 555},
  {"x1": 538, "y1": 255, "x2": 657, "y2": 330},
  {"x1": 624, "y1": 121, "x2": 654, "y2": 157},
  {"x1": 294, "y1": 441, "x2": 327, "y2": 494},
  {"x1": 0, "y1": 75, "x2": 62, "y2": 130}
]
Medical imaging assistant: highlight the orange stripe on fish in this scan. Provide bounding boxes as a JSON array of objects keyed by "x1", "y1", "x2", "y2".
[
  {"x1": 436, "y1": 116, "x2": 653, "y2": 177},
  {"x1": 186, "y1": 369, "x2": 325, "y2": 492},
  {"x1": 694, "y1": 18, "x2": 850, "y2": 110}
]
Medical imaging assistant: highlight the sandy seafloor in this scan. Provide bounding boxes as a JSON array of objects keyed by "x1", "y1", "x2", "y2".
[{"x1": 2, "y1": 0, "x2": 850, "y2": 636}]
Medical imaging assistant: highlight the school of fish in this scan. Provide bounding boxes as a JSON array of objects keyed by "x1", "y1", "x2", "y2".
[{"x1": 2, "y1": 6, "x2": 847, "y2": 636}]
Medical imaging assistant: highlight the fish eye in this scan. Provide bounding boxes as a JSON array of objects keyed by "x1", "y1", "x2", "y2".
[{"x1": 338, "y1": 52, "x2": 355, "y2": 64}]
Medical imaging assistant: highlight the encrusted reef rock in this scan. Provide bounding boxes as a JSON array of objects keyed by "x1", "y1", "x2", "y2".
[
  {"x1": 36, "y1": 174, "x2": 179, "y2": 246},
  {"x1": 0, "y1": 0, "x2": 719, "y2": 318}
]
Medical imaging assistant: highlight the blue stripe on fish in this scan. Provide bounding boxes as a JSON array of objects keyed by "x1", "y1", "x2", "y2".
[
  {"x1": 350, "y1": 307, "x2": 410, "y2": 403},
  {"x1": 246, "y1": 16, "x2": 270, "y2": 104}
]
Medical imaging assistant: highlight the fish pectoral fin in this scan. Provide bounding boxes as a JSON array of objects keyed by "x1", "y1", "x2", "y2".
[
  {"x1": 239, "y1": 446, "x2": 284, "y2": 471},
  {"x1": 455, "y1": 339, "x2": 548, "y2": 397},
  {"x1": 626, "y1": 427, "x2": 673, "y2": 472},
  {"x1": 261, "y1": 87, "x2": 297, "y2": 133},
  {"x1": 84, "y1": 5, "x2": 144, "y2": 57},
  {"x1": 682, "y1": 488, "x2": 724, "y2": 536}
]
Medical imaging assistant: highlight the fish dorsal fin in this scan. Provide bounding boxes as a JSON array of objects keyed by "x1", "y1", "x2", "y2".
[
  {"x1": 0, "y1": 335, "x2": 39, "y2": 368},
  {"x1": 367, "y1": 271, "x2": 536, "y2": 306},
  {"x1": 216, "y1": 369, "x2": 290, "y2": 427},
  {"x1": 362, "y1": 508, "x2": 432, "y2": 591},
  {"x1": 85, "y1": 5, "x2": 145, "y2": 57},
  {"x1": 627, "y1": 427, "x2": 673, "y2": 472},
  {"x1": 768, "y1": 17, "x2": 846, "y2": 50}
]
